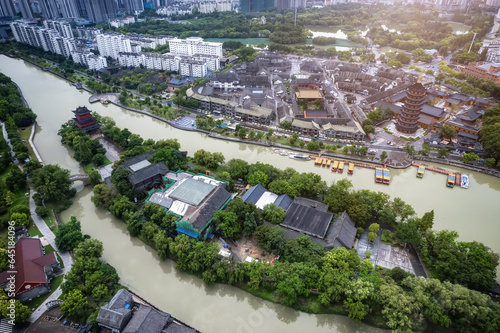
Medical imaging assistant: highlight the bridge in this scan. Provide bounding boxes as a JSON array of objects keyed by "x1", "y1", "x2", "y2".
[{"x1": 69, "y1": 174, "x2": 90, "y2": 185}]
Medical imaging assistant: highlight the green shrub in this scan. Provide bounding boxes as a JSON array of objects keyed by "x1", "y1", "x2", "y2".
[
  {"x1": 356, "y1": 227, "x2": 364, "y2": 238},
  {"x1": 35, "y1": 206, "x2": 49, "y2": 217}
]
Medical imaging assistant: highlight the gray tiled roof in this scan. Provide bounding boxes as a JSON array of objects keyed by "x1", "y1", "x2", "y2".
[
  {"x1": 281, "y1": 203, "x2": 333, "y2": 239},
  {"x1": 241, "y1": 184, "x2": 266, "y2": 204},
  {"x1": 325, "y1": 212, "x2": 357, "y2": 250},
  {"x1": 123, "y1": 304, "x2": 170, "y2": 333},
  {"x1": 274, "y1": 194, "x2": 292, "y2": 211},
  {"x1": 162, "y1": 322, "x2": 197, "y2": 333},
  {"x1": 127, "y1": 162, "x2": 169, "y2": 186},
  {"x1": 97, "y1": 289, "x2": 134, "y2": 331},
  {"x1": 123, "y1": 152, "x2": 155, "y2": 169},
  {"x1": 186, "y1": 185, "x2": 232, "y2": 231}
]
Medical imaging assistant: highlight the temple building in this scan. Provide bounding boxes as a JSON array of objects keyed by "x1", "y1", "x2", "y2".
[
  {"x1": 396, "y1": 75, "x2": 426, "y2": 134},
  {"x1": 72, "y1": 106, "x2": 101, "y2": 133}
]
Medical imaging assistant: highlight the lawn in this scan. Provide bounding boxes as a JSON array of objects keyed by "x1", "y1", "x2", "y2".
[
  {"x1": 28, "y1": 224, "x2": 43, "y2": 238},
  {"x1": 25, "y1": 275, "x2": 64, "y2": 312},
  {"x1": 18, "y1": 126, "x2": 38, "y2": 162}
]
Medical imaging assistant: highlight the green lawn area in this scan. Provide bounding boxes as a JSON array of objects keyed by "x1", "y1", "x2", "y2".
[
  {"x1": 18, "y1": 126, "x2": 37, "y2": 162},
  {"x1": 44, "y1": 244, "x2": 55, "y2": 254},
  {"x1": 25, "y1": 274, "x2": 64, "y2": 312},
  {"x1": 28, "y1": 224, "x2": 43, "y2": 237}
]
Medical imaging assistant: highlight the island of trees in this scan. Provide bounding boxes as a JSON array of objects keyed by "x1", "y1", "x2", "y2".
[{"x1": 69, "y1": 117, "x2": 500, "y2": 333}]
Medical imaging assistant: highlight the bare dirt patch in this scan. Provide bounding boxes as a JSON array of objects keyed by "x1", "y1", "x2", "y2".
[{"x1": 232, "y1": 236, "x2": 277, "y2": 263}]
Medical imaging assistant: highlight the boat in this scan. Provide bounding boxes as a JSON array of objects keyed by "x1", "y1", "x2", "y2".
[
  {"x1": 461, "y1": 174, "x2": 469, "y2": 189},
  {"x1": 327, "y1": 159, "x2": 331, "y2": 168},
  {"x1": 447, "y1": 174, "x2": 455, "y2": 188},
  {"x1": 383, "y1": 168, "x2": 391, "y2": 185},
  {"x1": 322, "y1": 159, "x2": 327, "y2": 167},
  {"x1": 289, "y1": 154, "x2": 311, "y2": 160},
  {"x1": 375, "y1": 168, "x2": 383, "y2": 183},
  {"x1": 455, "y1": 172, "x2": 461, "y2": 186},
  {"x1": 280, "y1": 151, "x2": 290, "y2": 156},
  {"x1": 348, "y1": 163, "x2": 354, "y2": 175},
  {"x1": 417, "y1": 165, "x2": 425, "y2": 178},
  {"x1": 338, "y1": 161, "x2": 345, "y2": 173},
  {"x1": 315, "y1": 158, "x2": 321, "y2": 165},
  {"x1": 332, "y1": 160, "x2": 339, "y2": 172}
]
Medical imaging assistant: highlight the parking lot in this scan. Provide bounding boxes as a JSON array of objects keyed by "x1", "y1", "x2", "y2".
[{"x1": 172, "y1": 116, "x2": 197, "y2": 129}]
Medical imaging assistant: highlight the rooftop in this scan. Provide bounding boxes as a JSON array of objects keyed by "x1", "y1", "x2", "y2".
[
  {"x1": 324, "y1": 212, "x2": 357, "y2": 250},
  {"x1": 295, "y1": 89, "x2": 322, "y2": 99},
  {"x1": 281, "y1": 202, "x2": 333, "y2": 239},
  {"x1": 169, "y1": 177, "x2": 216, "y2": 206}
]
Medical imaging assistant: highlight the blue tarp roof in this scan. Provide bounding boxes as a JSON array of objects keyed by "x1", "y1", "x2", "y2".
[{"x1": 176, "y1": 227, "x2": 199, "y2": 238}]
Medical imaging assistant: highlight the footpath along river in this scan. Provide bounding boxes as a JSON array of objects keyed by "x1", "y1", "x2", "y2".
[{"x1": 1, "y1": 55, "x2": 499, "y2": 332}]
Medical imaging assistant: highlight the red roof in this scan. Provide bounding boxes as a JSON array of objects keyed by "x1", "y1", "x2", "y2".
[{"x1": 11, "y1": 238, "x2": 57, "y2": 295}]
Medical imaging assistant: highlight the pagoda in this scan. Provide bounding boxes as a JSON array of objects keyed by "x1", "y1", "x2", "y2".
[
  {"x1": 396, "y1": 74, "x2": 426, "y2": 134},
  {"x1": 72, "y1": 106, "x2": 100, "y2": 133}
]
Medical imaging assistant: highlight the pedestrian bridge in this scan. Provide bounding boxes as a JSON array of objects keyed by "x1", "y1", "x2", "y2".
[{"x1": 69, "y1": 174, "x2": 90, "y2": 185}]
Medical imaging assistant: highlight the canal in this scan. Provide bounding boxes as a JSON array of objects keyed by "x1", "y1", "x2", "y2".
[{"x1": 1, "y1": 55, "x2": 499, "y2": 332}]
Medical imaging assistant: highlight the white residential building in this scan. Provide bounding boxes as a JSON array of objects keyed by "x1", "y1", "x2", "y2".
[
  {"x1": 43, "y1": 20, "x2": 74, "y2": 39},
  {"x1": 71, "y1": 50, "x2": 108, "y2": 70},
  {"x1": 118, "y1": 52, "x2": 143, "y2": 68},
  {"x1": 110, "y1": 16, "x2": 136, "y2": 28},
  {"x1": 180, "y1": 59, "x2": 207, "y2": 77},
  {"x1": 168, "y1": 37, "x2": 222, "y2": 57},
  {"x1": 96, "y1": 33, "x2": 133, "y2": 60}
]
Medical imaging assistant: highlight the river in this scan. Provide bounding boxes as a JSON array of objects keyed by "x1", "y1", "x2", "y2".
[{"x1": 1, "y1": 55, "x2": 499, "y2": 331}]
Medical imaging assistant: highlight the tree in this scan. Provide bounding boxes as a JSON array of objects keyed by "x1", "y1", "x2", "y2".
[
  {"x1": 262, "y1": 204, "x2": 286, "y2": 224},
  {"x1": 92, "y1": 153, "x2": 105, "y2": 167},
  {"x1": 55, "y1": 216, "x2": 84, "y2": 251},
  {"x1": 368, "y1": 232, "x2": 377, "y2": 242},
  {"x1": 10, "y1": 212, "x2": 29, "y2": 227},
  {"x1": 437, "y1": 147, "x2": 449, "y2": 158},
  {"x1": 396, "y1": 218, "x2": 421, "y2": 245},
  {"x1": 253, "y1": 225, "x2": 286, "y2": 255},
  {"x1": 248, "y1": 171, "x2": 269, "y2": 186},
  {"x1": 30, "y1": 164, "x2": 72, "y2": 202},
  {"x1": 91, "y1": 184, "x2": 116, "y2": 210},
  {"x1": 419, "y1": 210, "x2": 434, "y2": 233},
  {"x1": 421, "y1": 144, "x2": 431, "y2": 156},
  {"x1": 88, "y1": 169, "x2": 101, "y2": 187},
  {"x1": 0, "y1": 299, "x2": 31, "y2": 323},
  {"x1": 404, "y1": 144, "x2": 416, "y2": 157},
  {"x1": 227, "y1": 159, "x2": 249, "y2": 179},
  {"x1": 462, "y1": 152, "x2": 479, "y2": 163},
  {"x1": 109, "y1": 195, "x2": 136, "y2": 218},
  {"x1": 439, "y1": 124, "x2": 456, "y2": 139},
  {"x1": 61, "y1": 289, "x2": 89, "y2": 321},
  {"x1": 380, "y1": 151, "x2": 388, "y2": 161},
  {"x1": 369, "y1": 223, "x2": 380, "y2": 233},
  {"x1": 213, "y1": 211, "x2": 241, "y2": 239},
  {"x1": 323, "y1": 179, "x2": 353, "y2": 213},
  {"x1": 484, "y1": 157, "x2": 496, "y2": 168},
  {"x1": 359, "y1": 146, "x2": 368, "y2": 155},
  {"x1": 74, "y1": 238, "x2": 103, "y2": 259}
]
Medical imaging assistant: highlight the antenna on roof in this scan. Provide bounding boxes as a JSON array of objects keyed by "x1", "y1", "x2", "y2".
[{"x1": 417, "y1": 73, "x2": 423, "y2": 84}]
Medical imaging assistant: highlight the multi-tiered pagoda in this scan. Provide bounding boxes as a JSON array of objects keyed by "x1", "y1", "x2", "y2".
[
  {"x1": 72, "y1": 106, "x2": 100, "y2": 133},
  {"x1": 396, "y1": 75, "x2": 426, "y2": 134}
]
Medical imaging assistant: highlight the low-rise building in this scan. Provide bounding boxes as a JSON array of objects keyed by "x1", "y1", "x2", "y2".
[
  {"x1": 0, "y1": 238, "x2": 61, "y2": 303},
  {"x1": 122, "y1": 152, "x2": 169, "y2": 192},
  {"x1": 461, "y1": 62, "x2": 500, "y2": 84}
]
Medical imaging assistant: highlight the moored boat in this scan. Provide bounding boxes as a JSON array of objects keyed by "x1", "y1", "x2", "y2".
[
  {"x1": 348, "y1": 163, "x2": 354, "y2": 175},
  {"x1": 417, "y1": 165, "x2": 425, "y2": 178},
  {"x1": 289, "y1": 154, "x2": 311, "y2": 160},
  {"x1": 375, "y1": 168, "x2": 383, "y2": 183},
  {"x1": 455, "y1": 172, "x2": 461, "y2": 186},
  {"x1": 382, "y1": 168, "x2": 391, "y2": 185},
  {"x1": 332, "y1": 160, "x2": 339, "y2": 172},
  {"x1": 338, "y1": 161, "x2": 345, "y2": 173},
  {"x1": 461, "y1": 174, "x2": 469, "y2": 189},
  {"x1": 447, "y1": 174, "x2": 455, "y2": 188}
]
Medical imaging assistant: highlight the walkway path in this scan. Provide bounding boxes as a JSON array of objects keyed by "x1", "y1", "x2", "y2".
[{"x1": 27, "y1": 188, "x2": 73, "y2": 323}]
